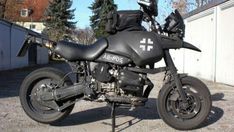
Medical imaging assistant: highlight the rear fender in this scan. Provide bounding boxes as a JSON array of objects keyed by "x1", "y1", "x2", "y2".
[
  {"x1": 17, "y1": 36, "x2": 55, "y2": 57},
  {"x1": 17, "y1": 37, "x2": 31, "y2": 57}
]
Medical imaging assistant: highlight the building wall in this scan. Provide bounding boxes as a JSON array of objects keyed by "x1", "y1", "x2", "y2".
[
  {"x1": 4, "y1": 0, "x2": 49, "y2": 33},
  {"x1": 0, "y1": 22, "x2": 28, "y2": 70},
  {"x1": 0, "y1": 20, "x2": 48, "y2": 71},
  {"x1": 0, "y1": 21, "x2": 11, "y2": 70},
  {"x1": 216, "y1": 1, "x2": 234, "y2": 85},
  {"x1": 4, "y1": 0, "x2": 49, "y2": 22},
  {"x1": 16, "y1": 22, "x2": 45, "y2": 33},
  {"x1": 10, "y1": 25, "x2": 28, "y2": 69},
  {"x1": 37, "y1": 44, "x2": 49, "y2": 65},
  {"x1": 173, "y1": 0, "x2": 234, "y2": 85},
  {"x1": 184, "y1": 8, "x2": 216, "y2": 81}
]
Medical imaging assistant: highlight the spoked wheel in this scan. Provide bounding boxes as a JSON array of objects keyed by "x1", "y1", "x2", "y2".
[
  {"x1": 19, "y1": 67, "x2": 74, "y2": 124},
  {"x1": 157, "y1": 76, "x2": 211, "y2": 130}
]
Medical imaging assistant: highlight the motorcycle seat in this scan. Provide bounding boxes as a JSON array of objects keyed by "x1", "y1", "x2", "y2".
[{"x1": 54, "y1": 38, "x2": 108, "y2": 61}]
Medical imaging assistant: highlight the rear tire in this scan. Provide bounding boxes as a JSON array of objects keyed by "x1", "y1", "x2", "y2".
[
  {"x1": 19, "y1": 67, "x2": 75, "y2": 124},
  {"x1": 157, "y1": 76, "x2": 211, "y2": 130}
]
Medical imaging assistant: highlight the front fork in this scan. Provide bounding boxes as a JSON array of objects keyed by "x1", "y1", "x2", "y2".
[{"x1": 163, "y1": 50, "x2": 187, "y2": 103}]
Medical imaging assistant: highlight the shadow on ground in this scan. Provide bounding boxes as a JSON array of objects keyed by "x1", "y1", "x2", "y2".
[
  {"x1": 199, "y1": 92, "x2": 225, "y2": 128},
  {"x1": 211, "y1": 93, "x2": 226, "y2": 101},
  {"x1": 53, "y1": 98, "x2": 159, "y2": 128},
  {"x1": 53, "y1": 93, "x2": 225, "y2": 131},
  {"x1": 0, "y1": 62, "x2": 226, "y2": 131},
  {"x1": 201, "y1": 106, "x2": 224, "y2": 128}
]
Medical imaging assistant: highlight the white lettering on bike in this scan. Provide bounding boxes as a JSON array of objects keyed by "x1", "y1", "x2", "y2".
[{"x1": 103, "y1": 53, "x2": 123, "y2": 64}]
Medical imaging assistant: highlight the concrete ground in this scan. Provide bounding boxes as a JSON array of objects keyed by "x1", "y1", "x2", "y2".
[{"x1": 0, "y1": 62, "x2": 233, "y2": 132}]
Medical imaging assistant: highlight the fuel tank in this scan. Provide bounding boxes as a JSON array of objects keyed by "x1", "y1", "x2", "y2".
[{"x1": 105, "y1": 31, "x2": 164, "y2": 66}]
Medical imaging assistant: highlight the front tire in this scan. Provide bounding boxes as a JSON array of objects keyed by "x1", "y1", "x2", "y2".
[
  {"x1": 19, "y1": 67, "x2": 75, "y2": 124},
  {"x1": 157, "y1": 76, "x2": 211, "y2": 130}
]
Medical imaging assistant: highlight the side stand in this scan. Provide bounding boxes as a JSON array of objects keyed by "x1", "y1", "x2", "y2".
[{"x1": 111, "y1": 103, "x2": 116, "y2": 132}]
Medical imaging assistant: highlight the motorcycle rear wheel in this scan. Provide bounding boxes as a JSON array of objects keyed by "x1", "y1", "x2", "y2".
[
  {"x1": 19, "y1": 67, "x2": 75, "y2": 124},
  {"x1": 157, "y1": 76, "x2": 211, "y2": 130}
]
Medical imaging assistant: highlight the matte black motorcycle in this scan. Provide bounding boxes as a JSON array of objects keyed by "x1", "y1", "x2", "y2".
[{"x1": 18, "y1": 0, "x2": 211, "y2": 131}]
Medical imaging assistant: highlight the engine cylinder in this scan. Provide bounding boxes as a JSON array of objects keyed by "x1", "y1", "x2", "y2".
[{"x1": 118, "y1": 69, "x2": 144, "y2": 91}]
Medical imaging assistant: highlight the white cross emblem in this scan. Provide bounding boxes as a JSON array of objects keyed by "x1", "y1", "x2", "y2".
[{"x1": 140, "y1": 38, "x2": 154, "y2": 51}]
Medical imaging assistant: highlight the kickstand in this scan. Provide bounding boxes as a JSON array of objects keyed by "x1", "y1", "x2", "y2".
[{"x1": 111, "y1": 103, "x2": 116, "y2": 132}]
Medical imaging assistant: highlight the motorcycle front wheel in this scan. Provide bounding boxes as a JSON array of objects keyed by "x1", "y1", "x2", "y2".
[
  {"x1": 19, "y1": 67, "x2": 75, "y2": 124},
  {"x1": 157, "y1": 76, "x2": 211, "y2": 130}
]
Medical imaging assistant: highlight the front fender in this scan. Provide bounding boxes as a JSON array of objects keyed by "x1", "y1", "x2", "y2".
[{"x1": 182, "y1": 41, "x2": 201, "y2": 52}]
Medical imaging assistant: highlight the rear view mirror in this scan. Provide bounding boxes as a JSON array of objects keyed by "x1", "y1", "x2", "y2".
[
  {"x1": 137, "y1": 0, "x2": 158, "y2": 16},
  {"x1": 137, "y1": 0, "x2": 152, "y2": 6}
]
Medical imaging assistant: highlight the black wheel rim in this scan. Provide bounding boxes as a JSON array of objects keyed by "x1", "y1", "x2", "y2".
[
  {"x1": 27, "y1": 78, "x2": 59, "y2": 116},
  {"x1": 166, "y1": 85, "x2": 202, "y2": 121}
]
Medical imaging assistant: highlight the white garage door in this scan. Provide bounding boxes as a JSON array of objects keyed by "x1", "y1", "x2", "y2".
[
  {"x1": 216, "y1": 3, "x2": 234, "y2": 85},
  {"x1": 184, "y1": 9, "x2": 216, "y2": 81}
]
